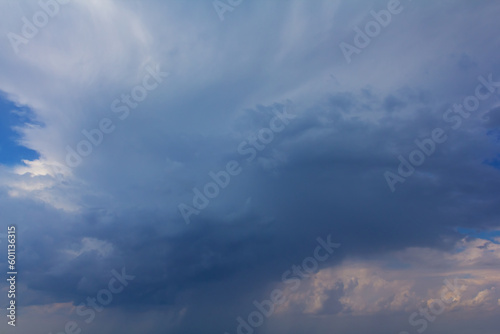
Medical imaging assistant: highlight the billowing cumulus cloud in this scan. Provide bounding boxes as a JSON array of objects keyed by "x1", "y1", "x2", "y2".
[{"x1": 280, "y1": 237, "x2": 500, "y2": 315}]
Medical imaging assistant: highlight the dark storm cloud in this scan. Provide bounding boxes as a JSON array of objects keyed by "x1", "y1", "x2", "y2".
[{"x1": 1, "y1": 1, "x2": 500, "y2": 334}]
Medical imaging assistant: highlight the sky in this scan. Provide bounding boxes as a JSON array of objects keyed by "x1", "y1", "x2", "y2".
[
  {"x1": 0, "y1": 96, "x2": 39, "y2": 165},
  {"x1": 1, "y1": 0, "x2": 500, "y2": 334}
]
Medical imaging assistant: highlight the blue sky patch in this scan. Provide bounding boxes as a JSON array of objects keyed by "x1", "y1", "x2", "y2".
[{"x1": 0, "y1": 93, "x2": 39, "y2": 166}]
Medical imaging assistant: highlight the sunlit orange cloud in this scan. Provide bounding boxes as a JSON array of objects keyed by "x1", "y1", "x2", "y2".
[
  {"x1": 276, "y1": 236, "x2": 500, "y2": 316},
  {"x1": 25, "y1": 302, "x2": 75, "y2": 315}
]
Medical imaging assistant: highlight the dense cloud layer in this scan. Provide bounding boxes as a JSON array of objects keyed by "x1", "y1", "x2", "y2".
[{"x1": 0, "y1": 1, "x2": 500, "y2": 333}]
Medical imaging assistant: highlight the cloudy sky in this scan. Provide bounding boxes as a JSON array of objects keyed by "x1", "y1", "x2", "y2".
[{"x1": 1, "y1": 0, "x2": 500, "y2": 333}]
